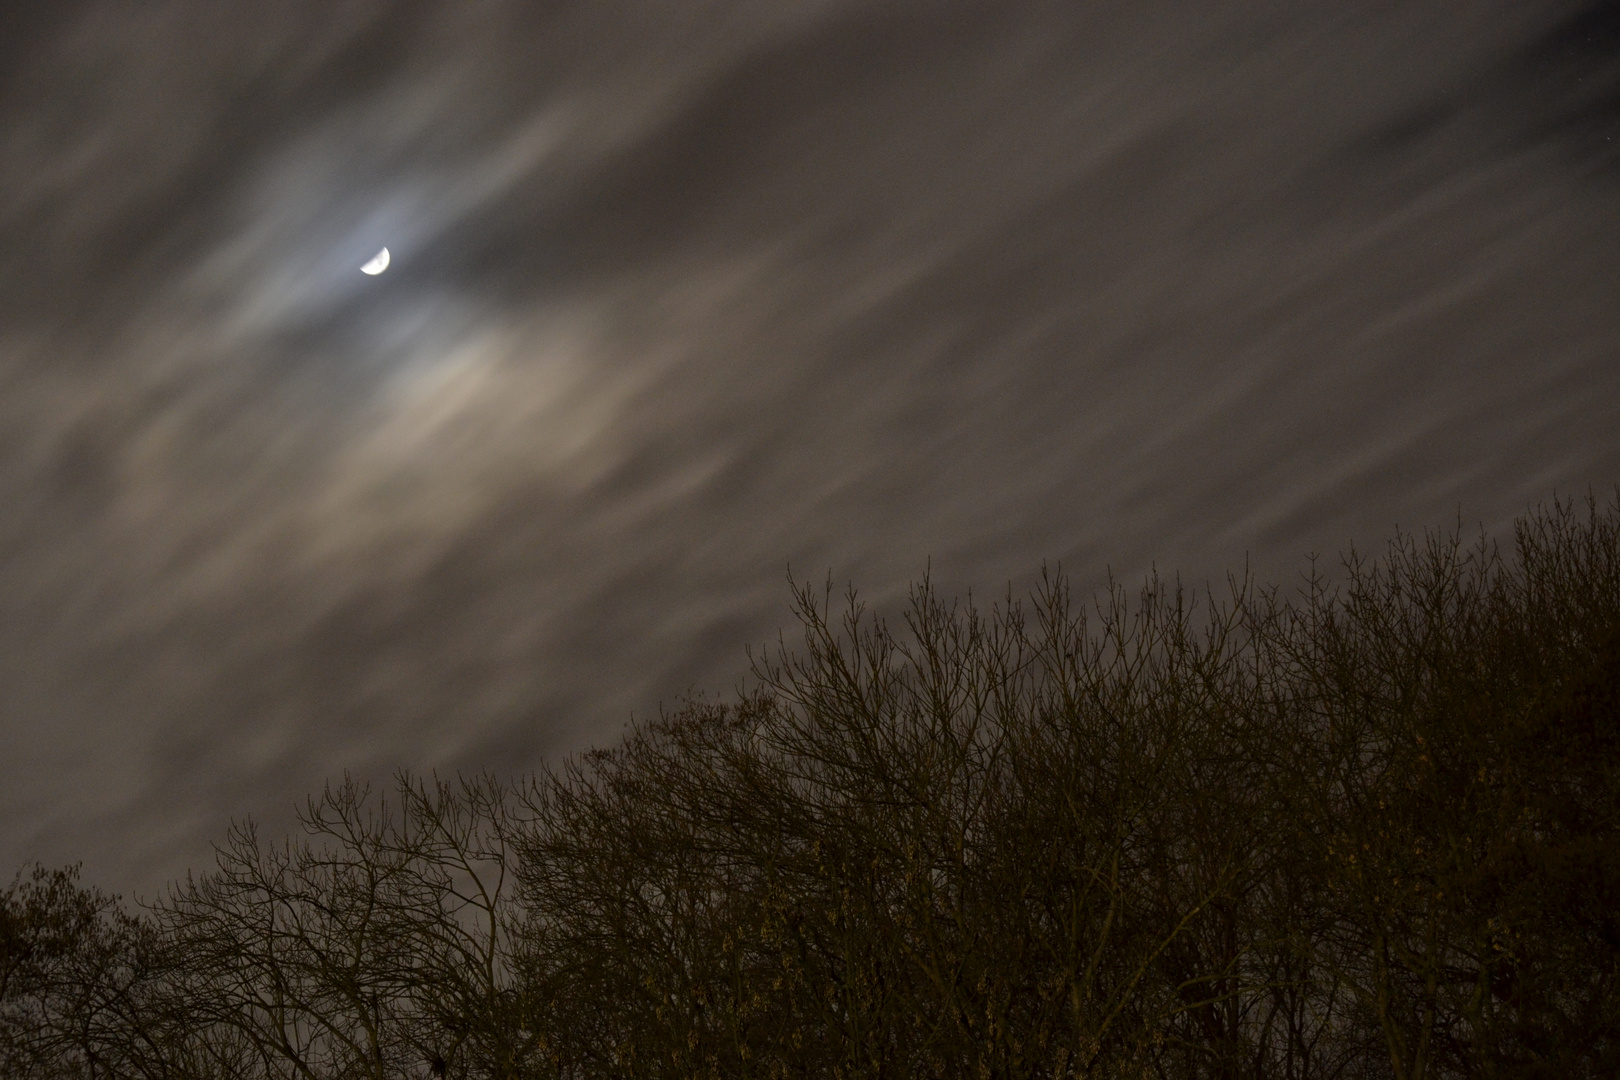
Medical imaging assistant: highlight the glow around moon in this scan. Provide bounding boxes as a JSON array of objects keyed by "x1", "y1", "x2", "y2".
[{"x1": 361, "y1": 247, "x2": 391, "y2": 275}]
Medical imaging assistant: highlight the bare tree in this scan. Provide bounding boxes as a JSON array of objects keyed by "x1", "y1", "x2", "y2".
[
  {"x1": 10, "y1": 493, "x2": 1617, "y2": 1080},
  {"x1": 156, "y1": 774, "x2": 526, "y2": 1080}
]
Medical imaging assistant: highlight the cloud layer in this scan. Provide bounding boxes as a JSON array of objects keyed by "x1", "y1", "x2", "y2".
[{"x1": 2, "y1": 0, "x2": 1617, "y2": 895}]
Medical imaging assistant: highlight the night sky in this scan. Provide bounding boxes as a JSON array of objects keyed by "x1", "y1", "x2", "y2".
[{"x1": 3, "y1": 0, "x2": 1618, "y2": 898}]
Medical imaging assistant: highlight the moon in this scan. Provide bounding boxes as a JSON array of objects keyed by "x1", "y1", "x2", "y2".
[{"x1": 360, "y1": 247, "x2": 391, "y2": 275}]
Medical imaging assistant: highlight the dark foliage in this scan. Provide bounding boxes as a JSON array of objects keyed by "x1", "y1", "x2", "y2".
[{"x1": 4, "y1": 494, "x2": 1618, "y2": 1079}]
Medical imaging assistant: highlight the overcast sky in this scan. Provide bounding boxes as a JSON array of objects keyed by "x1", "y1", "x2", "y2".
[{"x1": 2, "y1": 0, "x2": 1617, "y2": 898}]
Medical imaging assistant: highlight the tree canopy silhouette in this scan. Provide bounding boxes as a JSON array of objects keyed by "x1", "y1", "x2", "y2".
[{"x1": 4, "y1": 494, "x2": 1618, "y2": 1079}]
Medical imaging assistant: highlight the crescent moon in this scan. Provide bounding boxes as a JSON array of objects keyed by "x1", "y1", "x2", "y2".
[{"x1": 360, "y1": 247, "x2": 391, "y2": 275}]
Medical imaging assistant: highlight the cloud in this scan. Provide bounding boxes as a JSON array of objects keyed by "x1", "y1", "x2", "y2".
[{"x1": 2, "y1": 0, "x2": 1618, "y2": 897}]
